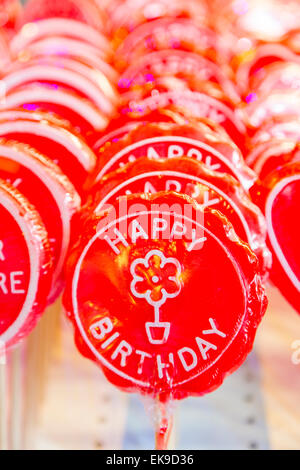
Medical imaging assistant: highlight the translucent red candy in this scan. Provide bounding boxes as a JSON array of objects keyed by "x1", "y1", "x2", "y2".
[
  {"x1": 108, "y1": 0, "x2": 209, "y2": 37},
  {"x1": 11, "y1": 17, "x2": 111, "y2": 56},
  {"x1": 119, "y1": 49, "x2": 240, "y2": 105},
  {"x1": 0, "y1": 109, "x2": 97, "y2": 194},
  {"x1": 255, "y1": 163, "x2": 300, "y2": 313},
  {"x1": 235, "y1": 44, "x2": 300, "y2": 97},
  {"x1": 19, "y1": 0, "x2": 108, "y2": 32},
  {"x1": 88, "y1": 122, "x2": 256, "y2": 191},
  {"x1": 63, "y1": 192, "x2": 267, "y2": 401},
  {"x1": 0, "y1": 83, "x2": 108, "y2": 136},
  {"x1": 114, "y1": 18, "x2": 223, "y2": 72},
  {"x1": 84, "y1": 156, "x2": 271, "y2": 276},
  {"x1": 244, "y1": 90, "x2": 300, "y2": 130},
  {"x1": 0, "y1": 140, "x2": 80, "y2": 302},
  {"x1": 247, "y1": 140, "x2": 300, "y2": 181},
  {"x1": 3, "y1": 57, "x2": 117, "y2": 118},
  {"x1": 0, "y1": 179, "x2": 52, "y2": 350}
]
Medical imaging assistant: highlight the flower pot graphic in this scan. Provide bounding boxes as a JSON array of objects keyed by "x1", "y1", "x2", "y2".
[{"x1": 130, "y1": 249, "x2": 182, "y2": 345}]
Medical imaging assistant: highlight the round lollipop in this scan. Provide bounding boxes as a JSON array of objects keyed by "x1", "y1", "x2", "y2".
[
  {"x1": 114, "y1": 17, "x2": 223, "y2": 72},
  {"x1": 0, "y1": 179, "x2": 52, "y2": 349},
  {"x1": 83, "y1": 156, "x2": 271, "y2": 276},
  {"x1": 250, "y1": 116, "x2": 300, "y2": 147},
  {"x1": 124, "y1": 89, "x2": 246, "y2": 151},
  {"x1": 0, "y1": 83, "x2": 108, "y2": 136},
  {"x1": 0, "y1": 109, "x2": 97, "y2": 194},
  {"x1": 119, "y1": 49, "x2": 240, "y2": 105},
  {"x1": 255, "y1": 162, "x2": 300, "y2": 313},
  {"x1": 108, "y1": 0, "x2": 208, "y2": 38},
  {"x1": 13, "y1": 37, "x2": 118, "y2": 85},
  {"x1": 88, "y1": 122, "x2": 256, "y2": 191},
  {"x1": 247, "y1": 140, "x2": 300, "y2": 180},
  {"x1": 0, "y1": 179, "x2": 52, "y2": 450},
  {"x1": 2, "y1": 58, "x2": 116, "y2": 118},
  {"x1": 63, "y1": 191, "x2": 267, "y2": 447},
  {"x1": 18, "y1": 0, "x2": 108, "y2": 32},
  {"x1": 0, "y1": 139, "x2": 80, "y2": 302},
  {"x1": 235, "y1": 43, "x2": 300, "y2": 97},
  {"x1": 244, "y1": 90, "x2": 300, "y2": 130}
]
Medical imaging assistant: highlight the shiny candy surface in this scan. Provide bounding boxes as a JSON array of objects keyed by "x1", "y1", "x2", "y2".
[
  {"x1": 85, "y1": 156, "x2": 271, "y2": 275},
  {"x1": 0, "y1": 179, "x2": 52, "y2": 349},
  {"x1": 63, "y1": 192, "x2": 267, "y2": 400},
  {"x1": 89, "y1": 122, "x2": 256, "y2": 191},
  {"x1": 0, "y1": 140, "x2": 80, "y2": 302},
  {"x1": 257, "y1": 163, "x2": 300, "y2": 313}
]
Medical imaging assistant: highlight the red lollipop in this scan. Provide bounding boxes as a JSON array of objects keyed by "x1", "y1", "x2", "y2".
[
  {"x1": 0, "y1": 140, "x2": 80, "y2": 301},
  {"x1": 91, "y1": 106, "x2": 232, "y2": 153},
  {"x1": 84, "y1": 157, "x2": 271, "y2": 276},
  {"x1": 0, "y1": 109, "x2": 97, "y2": 194},
  {"x1": 14, "y1": 37, "x2": 118, "y2": 85},
  {"x1": 114, "y1": 18, "x2": 223, "y2": 71},
  {"x1": 0, "y1": 83, "x2": 108, "y2": 136},
  {"x1": 119, "y1": 49, "x2": 240, "y2": 105},
  {"x1": 0, "y1": 179, "x2": 52, "y2": 349},
  {"x1": 250, "y1": 116, "x2": 300, "y2": 147},
  {"x1": 18, "y1": 0, "x2": 108, "y2": 32},
  {"x1": 108, "y1": 0, "x2": 208, "y2": 37},
  {"x1": 2, "y1": 58, "x2": 117, "y2": 118},
  {"x1": 249, "y1": 62, "x2": 300, "y2": 97},
  {"x1": 247, "y1": 140, "x2": 300, "y2": 180},
  {"x1": 256, "y1": 163, "x2": 300, "y2": 313},
  {"x1": 63, "y1": 192, "x2": 267, "y2": 401},
  {"x1": 88, "y1": 122, "x2": 256, "y2": 192},
  {"x1": 244, "y1": 90, "x2": 300, "y2": 130},
  {"x1": 236, "y1": 44, "x2": 300, "y2": 97},
  {"x1": 124, "y1": 89, "x2": 246, "y2": 152}
]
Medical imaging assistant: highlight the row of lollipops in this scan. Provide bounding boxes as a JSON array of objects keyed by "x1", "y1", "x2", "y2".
[{"x1": 0, "y1": 0, "x2": 300, "y2": 450}]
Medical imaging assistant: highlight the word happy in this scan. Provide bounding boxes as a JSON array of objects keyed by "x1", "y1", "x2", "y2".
[{"x1": 100, "y1": 215, "x2": 207, "y2": 254}]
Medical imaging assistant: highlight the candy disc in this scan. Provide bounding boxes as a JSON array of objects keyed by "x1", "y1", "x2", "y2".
[
  {"x1": 18, "y1": 0, "x2": 107, "y2": 32},
  {"x1": 89, "y1": 122, "x2": 256, "y2": 191},
  {"x1": 64, "y1": 192, "x2": 267, "y2": 400},
  {"x1": 258, "y1": 163, "x2": 300, "y2": 313},
  {"x1": 3, "y1": 59, "x2": 116, "y2": 117},
  {"x1": 86, "y1": 156, "x2": 270, "y2": 275},
  {"x1": 0, "y1": 140, "x2": 80, "y2": 301},
  {"x1": 248, "y1": 140, "x2": 300, "y2": 180},
  {"x1": 0, "y1": 179, "x2": 52, "y2": 349},
  {"x1": 0, "y1": 109, "x2": 97, "y2": 193},
  {"x1": 115, "y1": 19, "x2": 222, "y2": 71},
  {"x1": 0, "y1": 83, "x2": 108, "y2": 135}
]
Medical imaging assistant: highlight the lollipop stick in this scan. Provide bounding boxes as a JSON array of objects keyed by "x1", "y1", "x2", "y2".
[
  {"x1": 10, "y1": 346, "x2": 24, "y2": 450},
  {"x1": 154, "y1": 399, "x2": 174, "y2": 450},
  {"x1": 0, "y1": 342, "x2": 8, "y2": 450}
]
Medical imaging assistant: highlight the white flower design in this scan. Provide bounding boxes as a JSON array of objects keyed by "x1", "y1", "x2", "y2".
[{"x1": 130, "y1": 249, "x2": 182, "y2": 345}]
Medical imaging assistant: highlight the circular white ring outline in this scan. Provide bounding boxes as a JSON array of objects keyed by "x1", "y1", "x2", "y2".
[
  {"x1": 0, "y1": 144, "x2": 76, "y2": 286},
  {"x1": 0, "y1": 120, "x2": 95, "y2": 172},
  {"x1": 0, "y1": 88, "x2": 108, "y2": 131},
  {"x1": 266, "y1": 174, "x2": 300, "y2": 291},
  {"x1": 3, "y1": 65, "x2": 113, "y2": 115},
  {"x1": 72, "y1": 210, "x2": 247, "y2": 389},
  {"x1": 95, "y1": 136, "x2": 245, "y2": 182},
  {"x1": 95, "y1": 170, "x2": 254, "y2": 247},
  {"x1": 137, "y1": 91, "x2": 246, "y2": 133},
  {"x1": 0, "y1": 190, "x2": 39, "y2": 344}
]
